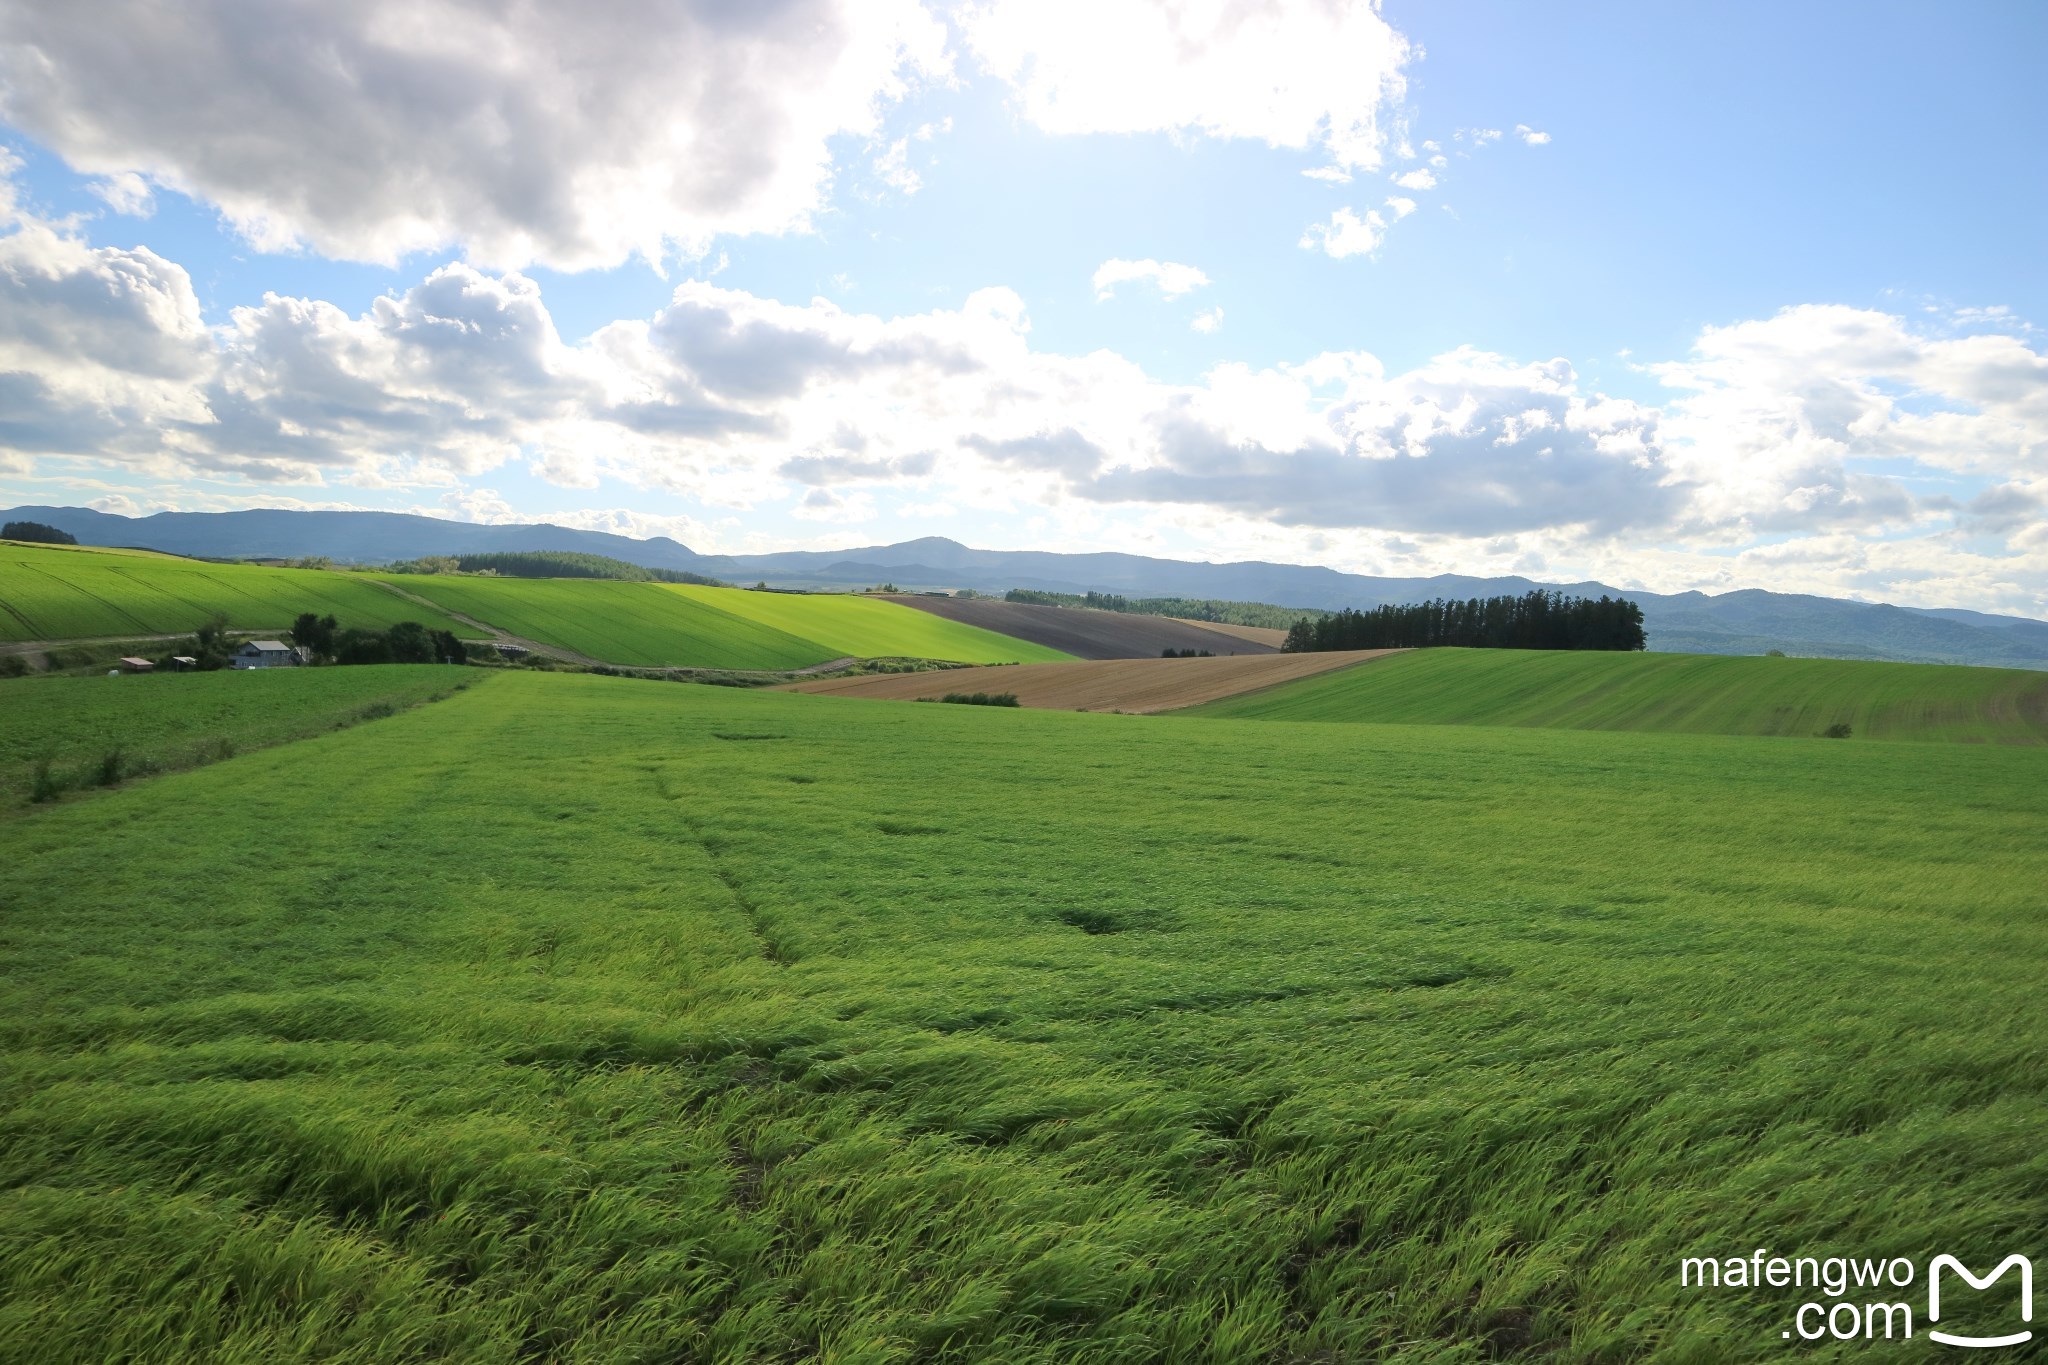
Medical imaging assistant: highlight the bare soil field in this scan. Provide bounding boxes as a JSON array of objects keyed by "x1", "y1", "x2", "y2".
[
  {"x1": 883, "y1": 595, "x2": 1278, "y2": 659},
  {"x1": 784, "y1": 648, "x2": 1400, "y2": 713},
  {"x1": 1175, "y1": 618, "x2": 1292, "y2": 648}
]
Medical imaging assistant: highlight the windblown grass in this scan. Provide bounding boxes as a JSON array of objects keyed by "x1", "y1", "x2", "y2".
[
  {"x1": 1187, "y1": 646, "x2": 2048, "y2": 743},
  {"x1": 0, "y1": 666, "x2": 476, "y2": 806},
  {"x1": 1, "y1": 673, "x2": 2041, "y2": 1361},
  {"x1": 0, "y1": 542, "x2": 477, "y2": 643}
]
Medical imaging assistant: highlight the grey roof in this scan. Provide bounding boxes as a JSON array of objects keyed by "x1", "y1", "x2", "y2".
[{"x1": 240, "y1": 640, "x2": 292, "y2": 651}]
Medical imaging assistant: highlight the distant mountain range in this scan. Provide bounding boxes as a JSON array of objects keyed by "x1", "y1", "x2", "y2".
[{"x1": 10, "y1": 504, "x2": 2047, "y2": 670}]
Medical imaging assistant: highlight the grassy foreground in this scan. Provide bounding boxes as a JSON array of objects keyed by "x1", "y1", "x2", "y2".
[
  {"x1": 2, "y1": 672, "x2": 2042, "y2": 1361},
  {"x1": 0, "y1": 542, "x2": 476, "y2": 643},
  {"x1": 374, "y1": 576, "x2": 1068, "y2": 669},
  {"x1": 0, "y1": 666, "x2": 473, "y2": 806},
  {"x1": 1189, "y1": 647, "x2": 2048, "y2": 743}
]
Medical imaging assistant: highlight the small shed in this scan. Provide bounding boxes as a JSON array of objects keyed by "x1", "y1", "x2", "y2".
[
  {"x1": 169, "y1": 655, "x2": 198, "y2": 671},
  {"x1": 117, "y1": 656, "x2": 155, "y2": 672},
  {"x1": 231, "y1": 640, "x2": 298, "y2": 670}
]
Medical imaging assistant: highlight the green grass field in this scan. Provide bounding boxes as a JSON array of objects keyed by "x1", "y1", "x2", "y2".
[
  {"x1": 664, "y1": 585, "x2": 1071, "y2": 665},
  {"x1": 0, "y1": 666, "x2": 472, "y2": 806},
  {"x1": 375, "y1": 575, "x2": 1069, "y2": 669},
  {"x1": 1189, "y1": 647, "x2": 2048, "y2": 743},
  {"x1": 0, "y1": 542, "x2": 478, "y2": 643},
  {"x1": 3, "y1": 670, "x2": 2041, "y2": 1361}
]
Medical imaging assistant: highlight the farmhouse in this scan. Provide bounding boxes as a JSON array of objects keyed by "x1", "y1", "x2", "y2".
[{"x1": 231, "y1": 640, "x2": 298, "y2": 669}]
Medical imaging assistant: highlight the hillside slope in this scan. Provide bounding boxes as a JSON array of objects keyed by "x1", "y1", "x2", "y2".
[
  {"x1": 0, "y1": 542, "x2": 477, "y2": 643},
  {"x1": 1186, "y1": 648, "x2": 2048, "y2": 744},
  {"x1": 374, "y1": 576, "x2": 1065, "y2": 669},
  {"x1": 884, "y1": 595, "x2": 1278, "y2": 659},
  {"x1": 666, "y1": 587, "x2": 1069, "y2": 664},
  {"x1": 17, "y1": 505, "x2": 2048, "y2": 669}
]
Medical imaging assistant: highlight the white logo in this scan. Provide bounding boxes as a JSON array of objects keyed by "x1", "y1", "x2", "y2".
[{"x1": 1928, "y1": 1254, "x2": 2032, "y2": 1349}]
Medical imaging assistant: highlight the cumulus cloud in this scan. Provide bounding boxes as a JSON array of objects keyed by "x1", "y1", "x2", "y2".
[
  {"x1": 1092, "y1": 258, "x2": 1210, "y2": 301},
  {"x1": 1653, "y1": 304, "x2": 2048, "y2": 534},
  {"x1": 963, "y1": 0, "x2": 1411, "y2": 171},
  {"x1": 3, "y1": 184, "x2": 2045, "y2": 611},
  {"x1": 1191, "y1": 307, "x2": 1223, "y2": 334},
  {"x1": 1300, "y1": 206, "x2": 1388, "y2": 259},
  {"x1": 1515, "y1": 124, "x2": 1551, "y2": 145},
  {"x1": 1385, "y1": 197, "x2": 1417, "y2": 220},
  {"x1": 0, "y1": 0, "x2": 949, "y2": 270},
  {"x1": 1391, "y1": 168, "x2": 1436, "y2": 190}
]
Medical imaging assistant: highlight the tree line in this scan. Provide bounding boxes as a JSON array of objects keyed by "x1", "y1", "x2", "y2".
[
  {"x1": 1282, "y1": 591, "x2": 1646, "y2": 653},
  {"x1": 1005, "y1": 588, "x2": 1324, "y2": 630},
  {"x1": 4, "y1": 520, "x2": 78, "y2": 545},
  {"x1": 385, "y1": 550, "x2": 726, "y2": 585}
]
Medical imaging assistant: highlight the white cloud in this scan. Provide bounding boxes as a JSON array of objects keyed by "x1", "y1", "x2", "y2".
[
  {"x1": 3, "y1": 188, "x2": 2045, "y2": 612},
  {"x1": 1302, "y1": 166, "x2": 1353, "y2": 184},
  {"x1": 1391, "y1": 168, "x2": 1436, "y2": 190},
  {"x1": 963, "y1": 0, "x2": 1412, "y2": 170},
  {"x1": 87, "y1": 171, "x2": 154, "y2": 217},
  {"x1": 1299, "y1": 206, "x2": 1387, "y2": 259},
  {"x1": 1385, "y1": 197, "x2": 1417, "y2": 219},
  {"x1": 0, "y1": 0, "x2": 949, "y2": 270},
  {"x1": 1092, "y1": 258, "x2": 1210, "y2": 301},
  {"x1": 1191, "y1": 307, "x2": 1223, "y2": 334},
  {"x1": 1652, "y1": 304, "x2": 2048, "y2": 534},
  {"x1": 1515, "y1": 124, "x2": 1551, "y2": 145}
]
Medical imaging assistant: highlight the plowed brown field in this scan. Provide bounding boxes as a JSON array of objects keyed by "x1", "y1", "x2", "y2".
[
  {"x1": 783, "y1": 649, "x2": 1401, "y2": 713},
  {"x1": 1174, "y1": 619, "x2": 1291, "y2": 648},
  {"x1": 880, "y1": 595, "x2": 1277, "y2": 659}
]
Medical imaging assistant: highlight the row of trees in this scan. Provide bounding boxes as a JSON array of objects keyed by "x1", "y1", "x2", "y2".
[
  {"x1": 384, "y1": 550, "x2": 726, "y2": 585},
  {"x1": 4, "y1": 520, "x2": 77, "y2": 544},
  {"x1": 1283, "y1": 591, "x2": 1646, "y2": 653},
  {"x1": 291, "y1": 613, "x2": 468, "y2": 665},
  {"x1": 1005, "y1": 588, "x2": 1323, "y2": 630}
]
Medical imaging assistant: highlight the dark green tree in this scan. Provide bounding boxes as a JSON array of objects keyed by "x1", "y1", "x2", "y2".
[{"x1": 3, "y1": 520, "x2": 77, "y2": 544}]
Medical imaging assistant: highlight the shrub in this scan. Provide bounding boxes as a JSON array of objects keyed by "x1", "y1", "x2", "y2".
[
  {"x1": 0, "y1": 655, "x2": 29, "y2": 679},
  {"x1": 1820, "y1": 722, "x2": 1853, "y2": 739},
  {"x1": 29, "y1": 759, "x2": 63, "y2": 803},
  {"x1": 934, "y1": 692, "x2": 1021, "y2": 707},
  {"x1": 95, "y1": 748, "x2": 125, "y2": 787}
]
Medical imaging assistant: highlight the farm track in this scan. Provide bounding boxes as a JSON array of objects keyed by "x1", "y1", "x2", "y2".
[
  {"x1": 882, "y1": 595, "x2": 1280, "y2": 659},
  {"x1": 781, "y1": 648, "x2": 1403, "y2": 713}
]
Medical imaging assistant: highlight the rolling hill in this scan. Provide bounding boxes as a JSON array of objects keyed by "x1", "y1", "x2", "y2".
[
  {"x1": 0, "y1": 541, "x2": 478, "y2": 643},
  {"x1": 14, "y1": 504, "x2": 2046, "y2": 669},
  {"x1": 372, "y1": 575, "x2": 1069, "y2": 669},
  {"x1": 1186, "y1": 647, "x2": 2048, "y2": 744}
]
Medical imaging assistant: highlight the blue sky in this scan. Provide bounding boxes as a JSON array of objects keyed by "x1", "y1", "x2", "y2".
[{"x1": 1, "y1": 1, "x2": 2044, "y2": 611}]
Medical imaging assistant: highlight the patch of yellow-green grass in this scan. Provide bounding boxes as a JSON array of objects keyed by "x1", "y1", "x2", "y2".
[
  {"x1": 662, "y1": 585, "x2": 1072, "y2": 663},
  {"x1": 1187, "y1": 646, "x2": 2048, "y2": 743},
  {"x1": 366, "y1": 574, "x2": 827, "y2": 669},
  {"x1": 0, "y1": 542, "x2": 478, "y2": 643},
  {"x1": 0, "y1": 665, "x2": 480, "y2": 805}
]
